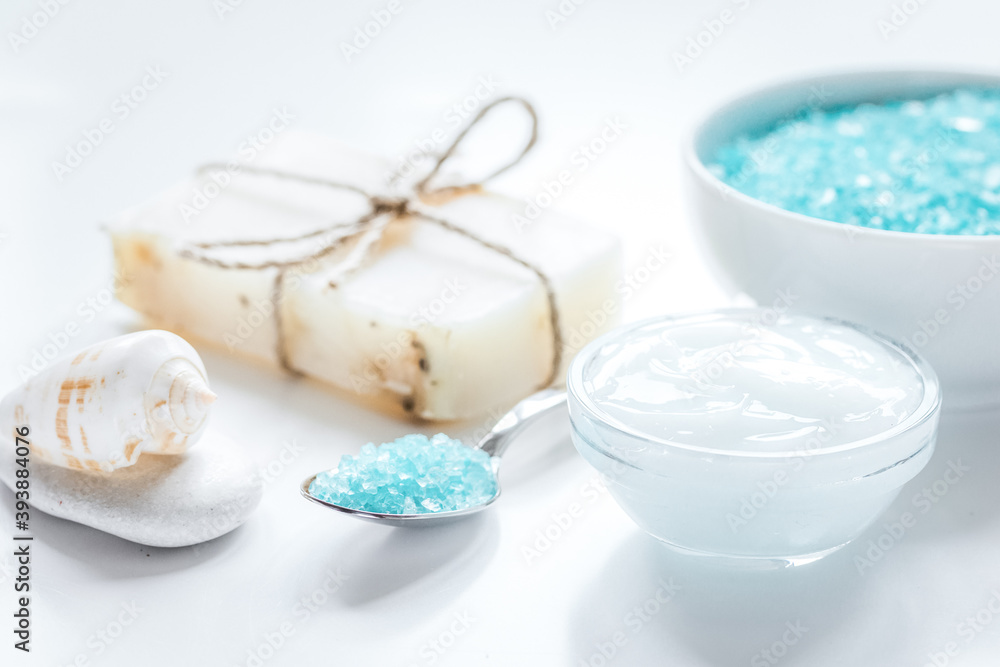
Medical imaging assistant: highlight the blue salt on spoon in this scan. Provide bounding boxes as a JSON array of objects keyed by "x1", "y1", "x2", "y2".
[{"x1": 300, "y1": 388, "x2": 567, "y2": 527}]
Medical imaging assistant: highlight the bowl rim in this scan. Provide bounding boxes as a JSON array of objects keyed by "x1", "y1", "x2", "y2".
[
  {"x1": 683, "y1": 67, "x2": 1000, "y2": 244},
  {"x1": 566, "y1": 308, "x2": 942, "y2": 461}
]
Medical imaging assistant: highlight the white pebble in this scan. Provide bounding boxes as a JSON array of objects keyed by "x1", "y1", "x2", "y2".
[{"x1": 0, "y1": 433, "x2": 262, "y2": 547}]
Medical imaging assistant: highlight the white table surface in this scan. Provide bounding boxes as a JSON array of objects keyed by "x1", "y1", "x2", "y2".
[{"x1": 2, "y1": 0, "x2": 1000, "y2": 664}]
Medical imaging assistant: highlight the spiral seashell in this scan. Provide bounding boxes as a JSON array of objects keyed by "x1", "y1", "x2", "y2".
[{"x1": 0, "y1": 330, "x2": 215, "y2": 473}]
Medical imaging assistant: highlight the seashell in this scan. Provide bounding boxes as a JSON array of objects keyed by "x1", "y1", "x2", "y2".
[{"x1": 0, "y1": 330, "x2": 216, "y2": 472}]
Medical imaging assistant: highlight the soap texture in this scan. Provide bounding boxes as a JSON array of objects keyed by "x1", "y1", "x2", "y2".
[
  {"x1": 709, "y1": 88, "x2": 1000, "y2": 235},
  {"x1": 0, "y1": 433, "x2": 262, "y2": 547},
  {"x1": 110, "y1": 132, "x2": 622, "y2": 420},
  {"x1": 308, "y1": 433, "x2": 497, "y2": 514}
]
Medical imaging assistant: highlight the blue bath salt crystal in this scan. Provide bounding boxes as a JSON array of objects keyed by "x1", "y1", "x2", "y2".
[
  {"x1": 709, "y1": 88, "x2": 1000, "y2": 235},
  {"x1": 308, "y1": 433, "x2": 498, "y2": 514}
]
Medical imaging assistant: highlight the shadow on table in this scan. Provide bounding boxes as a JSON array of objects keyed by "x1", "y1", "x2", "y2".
[
  {"x1": 568, "y1": 533, "x2": 880, "y2": 667},
  {"x1": 900, "y1": 405, "x2": 1000, "y2": 542},
  {"x1": 320, "y1": 511, "x2": 500, "y2": 615},
  {"x1": 0, "y1": 493, "x2": 247, "y2": 578}
]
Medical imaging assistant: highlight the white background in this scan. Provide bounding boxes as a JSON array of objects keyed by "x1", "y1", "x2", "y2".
[{"x1": 2, "y1": 0, "x2": 1000, "y2": 665}]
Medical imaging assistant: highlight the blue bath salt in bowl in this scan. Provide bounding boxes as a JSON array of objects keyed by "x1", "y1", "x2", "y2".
[
  {"x1": 708, "y1": 88, "x2": 1000, "y2": 235},
  {"x1": 308, "y1": 433, "x2": 498, "y2": 514}
]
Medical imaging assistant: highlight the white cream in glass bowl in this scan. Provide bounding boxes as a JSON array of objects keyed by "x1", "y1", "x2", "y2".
[{"x1": 567, "y1": 309, "x2": 941, "y2": 567}]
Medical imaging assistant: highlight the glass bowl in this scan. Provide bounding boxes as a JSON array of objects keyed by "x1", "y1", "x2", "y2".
[{"x1": 567, "y1": 309, "x2": 942, "y2": 567}]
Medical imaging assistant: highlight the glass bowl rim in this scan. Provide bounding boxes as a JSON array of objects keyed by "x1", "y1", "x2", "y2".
[{"x1": 566, "y1": 308, "x2": 942, "y2": 461}]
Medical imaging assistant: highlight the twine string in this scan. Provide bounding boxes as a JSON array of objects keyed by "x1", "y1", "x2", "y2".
[
  {"x1": 414, "y1": 96, "x2": 539, "y2": 200},
  {"x1": 180, "y1": 96, "x2": 562, "y2": 390}
]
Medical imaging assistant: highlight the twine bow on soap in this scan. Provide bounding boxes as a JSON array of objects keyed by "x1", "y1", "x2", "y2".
[{"x1": 179, "y1": 96, "x2": 562, "y2": 389}]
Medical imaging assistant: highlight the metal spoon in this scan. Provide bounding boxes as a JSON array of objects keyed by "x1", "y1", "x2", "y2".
[{"x1": 300, "y1": 388, "x2": 568, "y2": 527}]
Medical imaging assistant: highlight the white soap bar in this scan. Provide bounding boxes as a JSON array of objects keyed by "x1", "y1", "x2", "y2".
[{"x1": 110, "y1": 132, "x2": 622, "y2": 420}]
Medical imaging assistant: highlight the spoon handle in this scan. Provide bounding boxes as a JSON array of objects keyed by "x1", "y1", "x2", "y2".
[{"x1": 476, "y1": 388, "x2": 568, "y2": 458}]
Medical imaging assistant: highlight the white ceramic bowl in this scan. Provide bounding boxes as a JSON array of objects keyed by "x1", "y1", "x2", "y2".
[{"x1": 685, "y1": 70, "x2": 1000, "y2": 410}]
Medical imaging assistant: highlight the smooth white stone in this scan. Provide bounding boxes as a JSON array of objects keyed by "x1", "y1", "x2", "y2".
[{"x1": 0, "y1": 433, "x2": 262, "y2": 547}]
